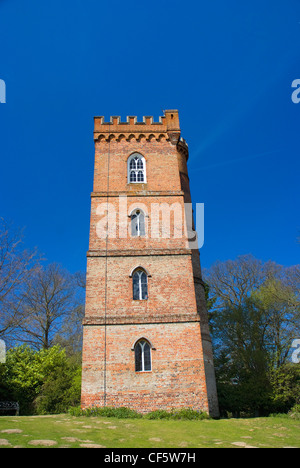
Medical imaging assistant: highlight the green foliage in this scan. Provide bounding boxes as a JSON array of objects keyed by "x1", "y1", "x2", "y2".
[
  {"x1": 1, "y1": 345, "x2": 81, "y2": 414},
  {"x1": 207, "y1": 257, "x2": 300, "y2": 417},
  {"x1": 269, "y1": 364, "x2": 300, "y2": 413},
  {"x1": 0, "y1": 362, "x2": 10, "y2": 400},
  {"x1": 289, "y1": 404, "x2": 300, "y2": 419},
  {"x1": 68, "y1": 406, "x2": 142, "y2": 419},
  {"x1": 145, "y1": 408, "x2": 210, "y2": 420},
  {"x1": 144, "y1": 409, "x2": 171, "y2": 419},
  {"x1": 34, "y1": 361, "x2": 81, "y2": 415},
  {"x1": 68, "y1": 406, "x2": 209, "y2": 420}
]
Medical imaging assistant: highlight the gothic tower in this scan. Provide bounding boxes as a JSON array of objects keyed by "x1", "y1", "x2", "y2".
[{"x1": 81, "y1": 110, "x2": 219, "y2": 417}]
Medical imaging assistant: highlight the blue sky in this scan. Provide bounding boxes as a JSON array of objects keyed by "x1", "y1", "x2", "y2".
[{"x1": 0, "y1": 0, "x2": 299, "y2": 273}]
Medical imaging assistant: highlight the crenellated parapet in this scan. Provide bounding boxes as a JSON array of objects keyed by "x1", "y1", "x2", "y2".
[{"x1": 94, "y1": 109, "x2": 188, "y2": 158}]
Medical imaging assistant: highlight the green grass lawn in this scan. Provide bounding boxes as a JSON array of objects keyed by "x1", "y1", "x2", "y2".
[{"x1": 0, "y1": 414, "x2": 298, "y2": 448}]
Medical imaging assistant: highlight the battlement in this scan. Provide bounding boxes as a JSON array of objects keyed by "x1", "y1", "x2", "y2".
[{"x1": 94, "y1": 109, "x2": 182, "y2": 143}]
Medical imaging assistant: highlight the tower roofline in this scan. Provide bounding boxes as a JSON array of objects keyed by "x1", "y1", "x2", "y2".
[
  {"x1": 94, "y1": 109, "x2": 180, "y2": 135},
  {"x1": 93, "y1": 110, "x2": 189, "y2": 157}
]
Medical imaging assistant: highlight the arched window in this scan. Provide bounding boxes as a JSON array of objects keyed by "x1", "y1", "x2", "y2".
[
  {"x1": 131, "y1": 209, "x2": 145, "y2": 237},
  {"x1": 132, "y1": 269, "x2": 148, "y2": 300},
  {"x1": 128, "y1": 153, "x2": 146, "y2": 183},
  {"x1": 135, "y1": 339, "x2": 151, "y2": 372}
]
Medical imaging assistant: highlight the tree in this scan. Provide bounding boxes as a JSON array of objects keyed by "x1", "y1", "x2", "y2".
[
  {"x1": 252, "y1": 274, "x2": 300, "y2": 369},
  {"x1": 203, "y1": 254, "x2": 268, "y2": 309},
  {"x1": 33, "y1": 351, "x2": 81, "y2": 414},
  {"x1": 0, "y1": 219, "x2": 39, "y2": 345},
  {"x1": 211, "y1": 298, "x2": 271, "y2": 415},
  {"x1": 0, "y1": 346, "x2": 42, "y2": 413},
  {"x1": 269, "y1": 363, "x2": 300, "y2": 413},
  {"x1": 205, "y1": 255, "x2": 300, "y2": 416},
  {"x1": 53, "y1": 270, "x2": 85, "y2": 356},
  {"x1": 17, "y1": 263, "x2": 80, "y2": 350},
  {"x1": 1, "y1": 345, "x2": 81, "y2": 414}
]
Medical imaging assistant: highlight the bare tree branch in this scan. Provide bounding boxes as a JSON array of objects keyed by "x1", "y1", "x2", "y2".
[
  {"x1": 17, "y1": 263, "x2": 78, "y2": 350},
  {"x1": 0, "y1": 218, "x2": 40, "y2": 345}
]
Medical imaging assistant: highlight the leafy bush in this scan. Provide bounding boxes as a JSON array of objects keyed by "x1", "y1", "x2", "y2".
[
  {"x1": 1, "y1": 345, "x2": 81, "y2": 414},
  {"x1": 171, "y1": 408, "x2": 210, "y2": 420},
  {"x1": 145, "y1": 410, "x2": 170, "y2": 420},
  {"x1": 68, "y1": 406, "x2": 142, "y2": 419},
  {"x1": 69, "y1": 406, "x2": 210, "y2": 420},
  {"x1": 288, "y1": 404, "x2": 300, "y2": 420},
  {"x1": 34, "y1": 364, "x2": 81, "y2": 415},
  {"x1": 145, "y1": 408, "x2": 210, "y2": 420},
  {"x1": 269, "y1": 404, "x2": 300, "y2": 420}
]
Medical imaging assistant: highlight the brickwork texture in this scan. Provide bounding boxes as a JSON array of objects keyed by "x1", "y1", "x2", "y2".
[{"x1": 81, "y1": 110, "x2": 219, "y2": 417}]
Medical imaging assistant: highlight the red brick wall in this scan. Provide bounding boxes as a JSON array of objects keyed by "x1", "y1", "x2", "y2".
[
  {"x1": 84, "y1": 254, "x2": 197, "y2": 319},
  {"x1": 81, "y1": 110, "x2": 219, "y2": 417},
  {"x1": 82, "y1": 322, "x2": 209, "y2": 413},
  {"x1": 93, "y1": 138, "x2": 182, "y2": 194}
]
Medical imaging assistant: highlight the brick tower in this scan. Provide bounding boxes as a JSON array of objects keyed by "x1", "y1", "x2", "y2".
[{"x1": 81, "y1": 110, "x2": 219, "y2": 417}]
